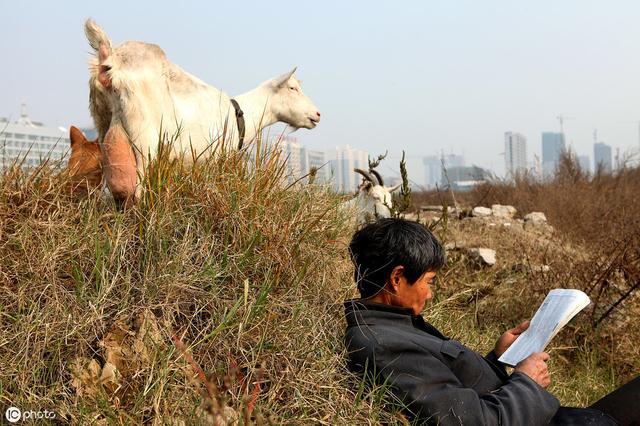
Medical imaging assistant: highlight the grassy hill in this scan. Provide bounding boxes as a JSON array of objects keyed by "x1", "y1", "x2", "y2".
[{"x1": 1, "y1": 147, "x2": 638, "y2": 424}]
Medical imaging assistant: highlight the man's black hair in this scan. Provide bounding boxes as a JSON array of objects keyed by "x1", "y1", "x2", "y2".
[{"x1": 348, "y1": 218, "x2": 446, "y2": 299}]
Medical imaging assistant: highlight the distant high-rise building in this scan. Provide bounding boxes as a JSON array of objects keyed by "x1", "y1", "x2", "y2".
[
  {"x1": 541, "y1": 132, "x2": 566, "y2": 177},
  {"x1": 439, "y1": 154, "x2": 465, "y2": 186},
  {"x1": 266, "y1": 136, "x2": 331, "y2": 183},
  {"x1": 0, "y1": 104, "x2": 70, "y2": 168},
  {"x1": 423, "y1": 156, "x2": 441, "y2": 189},
  {"x1": 442, "y1": 165, "x2": 492, "y2": 191},
  {"x1": 444, "y1": 154, "x2": 465, "y2": 168},
  {"x1": 278, "y1": 136, "x2": 305, "y2": 178},
  {"x1": 504, "y1": 132, "x2": 527, "y2": 177},
  {"x1": 329, "y1": 145, "x2": 369, "y2": 193},
  {"x1": 306, "y1": 149, "x2": 329, "y2": 182},
  {"x1": 422, "y1": 153, "x2": 465, "y2": 188},
  {"x1": 594, "y1": 142, "x2": 612, "y2": 173},
  {"x1": 578, "y1": 155, "x2": 591, "y2": 173}
]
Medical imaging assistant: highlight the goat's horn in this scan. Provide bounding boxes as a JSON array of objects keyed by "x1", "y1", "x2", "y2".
[
  {"x1": 370, "y1": 169, "x2": 384, "y2": 186},
  {"x1": 354, "y1": 168, "x2": 376, "y2": 184}
]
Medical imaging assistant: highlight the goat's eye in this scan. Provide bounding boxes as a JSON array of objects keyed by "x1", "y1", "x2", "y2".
[{"x1": 289, "y1": 86, "x2": 298, "y2": 91}]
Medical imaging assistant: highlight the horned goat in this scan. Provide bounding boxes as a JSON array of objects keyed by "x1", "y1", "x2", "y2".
[{"x1": 344, "y1": 168, "x2": 401, "y2": 227}]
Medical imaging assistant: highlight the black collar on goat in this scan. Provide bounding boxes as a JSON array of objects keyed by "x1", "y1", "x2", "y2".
[{"x1": 230, "y1": 99, "x2": 246, "y2": 149}]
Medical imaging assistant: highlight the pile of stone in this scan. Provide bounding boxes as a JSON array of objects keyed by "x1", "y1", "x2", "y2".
[
  {"x1": 467, "y1": 205, "x2": 553, "y2": 234},
  {"x1": 442, "y1": 205, "x2": 555, "y2": 268},
  {"x1": 444, "y1": 240, "x2": 496, "y2": 267},
  {"x1": 471, "y1": 204, "x2": 518, "y2": 219}
]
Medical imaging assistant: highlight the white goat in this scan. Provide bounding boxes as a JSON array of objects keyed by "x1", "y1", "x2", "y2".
[
  {"x1": 344, "y1": 168, "x2": 401, "y2": 226},
  {"x1": 84, "y1": 19, "x2": 321, "y2": 204}
]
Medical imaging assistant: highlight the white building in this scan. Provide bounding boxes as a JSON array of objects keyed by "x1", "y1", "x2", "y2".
[
  {"x1": 423, "y1": 156, "x2": 441, "y2": 189},
  {"x1": 306, "y1": 148, "x2": 329, "y2": 182},
  {"x1": 504, "y1": 132, "x2": 527, "y2": 178},
  {"x1": 263, "y1": 137, "x2": 370, "y2": 192},
  {"x1": 329, "y1": 145, "x2": 369, "y2": 193},
  {"x1": 578, "y1": 155, "x2": 591, "y2": 173},
  {"x1": 266, "y1": 135, "x2": 330, "y2": 183},
  {"x1": 422, "y1": 153, "x2": 465, "y2": 188},
  {"x1": 279, "y1": 135, "x2": 305, "y2": 178},
  {"x1": 594, "y1": 142, "x2": 612, "y2": 173},
  {"x1": 541, "y1": 132, "x2": 566, "y2": 178},
  {"x1": 0, "y1": 104, "x2": 69, "y2": 168}
]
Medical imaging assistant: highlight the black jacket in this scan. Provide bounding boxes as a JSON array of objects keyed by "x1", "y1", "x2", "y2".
[{"x1": 344, "y1": 300, "x2": 562, "y2": 425}]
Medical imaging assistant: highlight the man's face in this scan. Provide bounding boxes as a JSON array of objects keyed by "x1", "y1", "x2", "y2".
[{"x1": 395, "y1": 270, "x2": 436, "y2": 316}]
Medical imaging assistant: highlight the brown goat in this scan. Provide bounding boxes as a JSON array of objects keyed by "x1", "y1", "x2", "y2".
[{"x1": 68, "y1": 126, "x2": 103, "y2": 194}]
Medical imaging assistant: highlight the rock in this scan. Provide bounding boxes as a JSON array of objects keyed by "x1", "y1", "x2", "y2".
[
  {"x1": 512, "y1": 263, "x2": 551, "y2": 273},
  {"x1": 472, "y1": 206, "x2": 492, "y2": 217},
  {"x1": 524, "y1": 221, "x2": 554, "y2": 235},
  {"x1": 421, "y1": 205, "x2": 446, "y2": 212},
  {"x1": 524, "y1": 212, "x2": 547, "y2": 223},
  {"x1": 505, "y1": 220, "x2": 525, "y2": 232},
  {"x1": 467, "y1": 248, "x2": 496, "y2": 266},
  {"x1": 420, "y1": 205, "x2": 462, "y2": 219},
  {"x1": 421, "y1": 205, "x2": 457, "y2": 213},
  {"x1": 491, "y1": 204, "x2": 517, "y2": 219},
  {"x1": 401, "y1": 212, "x2": 418, "y2": 221},
  {"x1": 420, "y1": 212, "x2": 442, "y2": 226},
  {"x1": 444, "y1": 240, "x2": 466, "y2": 251},
  {"x1": 523, "y1": 212, "x2": 552, "y2": 234}
]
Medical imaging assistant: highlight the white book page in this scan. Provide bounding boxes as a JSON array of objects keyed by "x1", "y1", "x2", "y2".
[{"x1": 498, "y1": 289, "x2": 590, "y2": 367}]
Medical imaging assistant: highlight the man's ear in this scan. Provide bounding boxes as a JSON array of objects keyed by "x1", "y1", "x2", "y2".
[{"x1": 389, "y1": 265, "x2": 405, "y2": 288}]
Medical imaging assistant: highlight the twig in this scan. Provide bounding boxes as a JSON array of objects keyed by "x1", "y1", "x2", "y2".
[{"x1": 595, "y1": 278, "x2": 640, "y2": 327}]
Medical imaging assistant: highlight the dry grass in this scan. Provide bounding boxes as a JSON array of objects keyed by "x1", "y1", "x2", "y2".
[
  {"x1": 413, "y1": 153, "x2": 640, "y2": 401},
  {"x1": 1, "y1": 142, "x2": 637, "y2": 424},
  {"x1": 0, "y1": 139, "x2": 395, "y2": 424}
]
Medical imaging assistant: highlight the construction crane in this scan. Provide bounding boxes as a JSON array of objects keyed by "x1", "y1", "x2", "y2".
[{"x1": 556, "y1": 114, "x2": 574, "y2": 135}]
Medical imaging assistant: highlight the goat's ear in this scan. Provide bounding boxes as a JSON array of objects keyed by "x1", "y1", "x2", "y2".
[
  {"x1": 271, "y1": 67, "x2": 297, "y2": 88},
  {"x1": 389, "y1": 184, "x2": 402, "y2": 193},
  {"x1": 70, "y1": 126, "x2": 85, "y2": 147}
]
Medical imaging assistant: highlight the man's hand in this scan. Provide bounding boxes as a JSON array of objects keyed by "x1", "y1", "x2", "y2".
[
  {"x1": 494, "y1": 320, "x2": 530, "y2": 357},
  {"x1": 515, "y1": 352, "x2": 551, "y2": 388}
]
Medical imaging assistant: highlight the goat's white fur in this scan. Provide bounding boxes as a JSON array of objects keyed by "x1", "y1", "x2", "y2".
[
  {"x1": 84, "y1": 19, "x2": 320, "y2": 197},
  {"x1": 343, "y1": 170, "x2": 401, "y2": 226}
]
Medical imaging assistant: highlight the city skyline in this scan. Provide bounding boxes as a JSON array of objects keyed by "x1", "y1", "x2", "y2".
[
  {"x1": 3, "y1": 1, "x2": 640, "y2": 186},
  {"x1": 0, "y1": 105, "x2": 628, "y2": 189}
]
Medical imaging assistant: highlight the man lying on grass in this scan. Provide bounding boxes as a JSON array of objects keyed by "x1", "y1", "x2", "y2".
[{"x1": 344, "y1": 218, "x2": 639, "y2": 425}]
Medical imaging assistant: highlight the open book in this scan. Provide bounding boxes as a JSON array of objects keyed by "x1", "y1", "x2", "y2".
[{"x1": 498, "y1": 289, "x2": 591, "y2": 367}]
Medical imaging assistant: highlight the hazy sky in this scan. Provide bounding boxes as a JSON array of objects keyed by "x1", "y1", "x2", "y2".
[{"x1": 2, "y1": 1, "x2": 640, "y2": 185}]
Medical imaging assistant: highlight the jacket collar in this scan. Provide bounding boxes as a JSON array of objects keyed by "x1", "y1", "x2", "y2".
[{"x1": 344, "y1": 299, "x2": 448, "y2": 340}]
